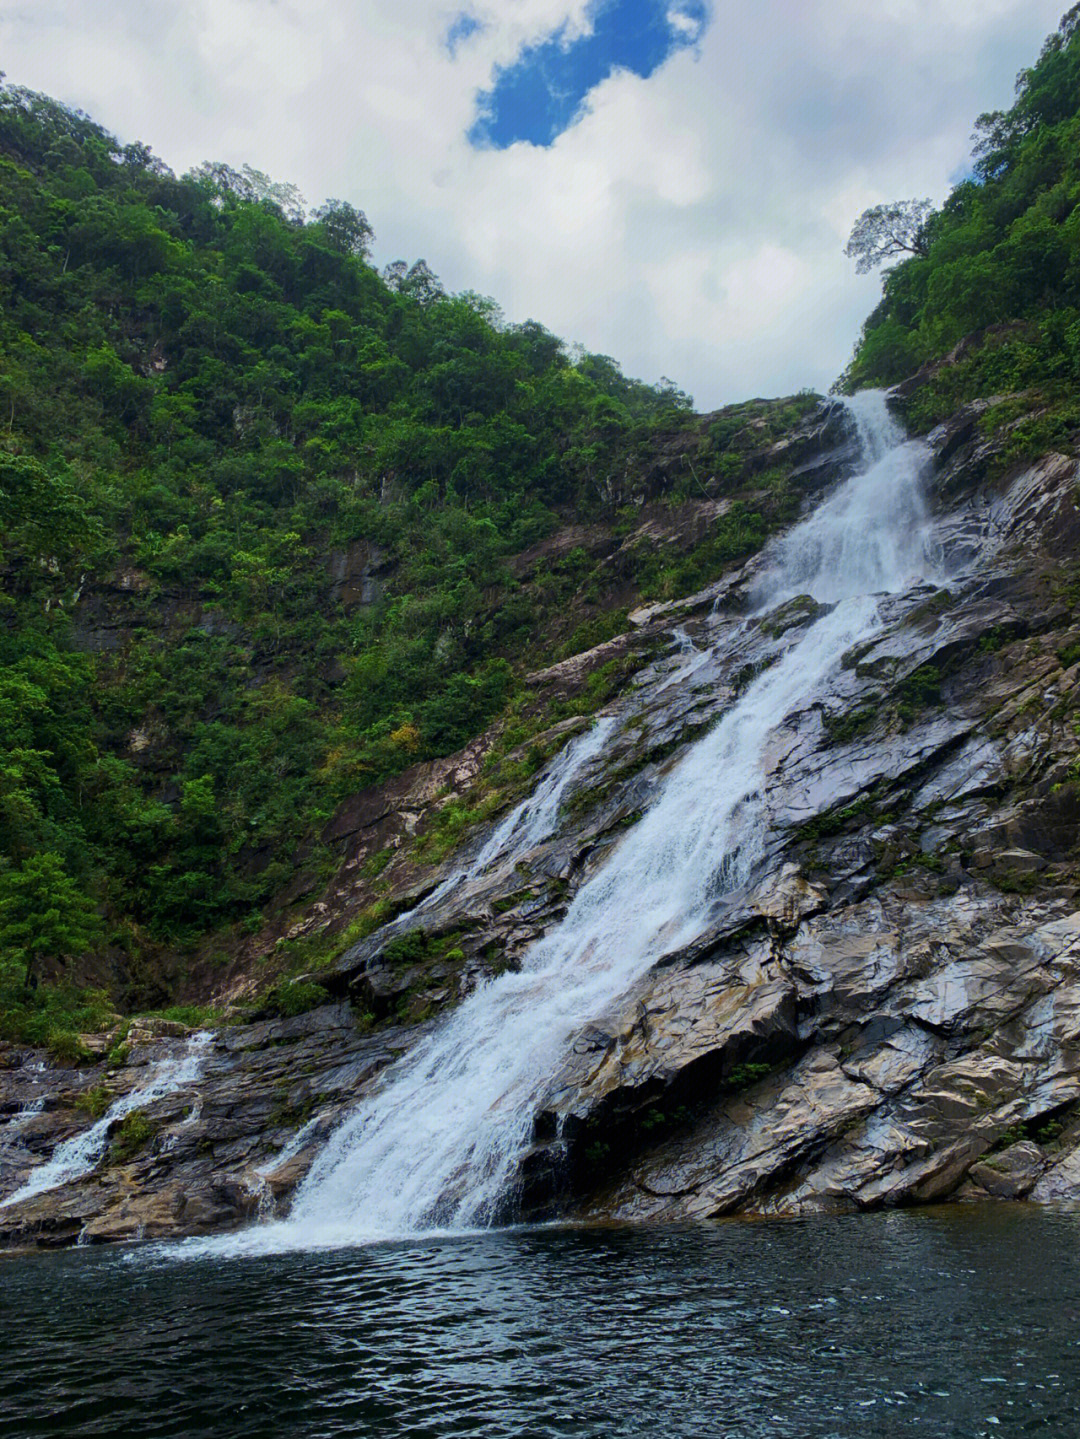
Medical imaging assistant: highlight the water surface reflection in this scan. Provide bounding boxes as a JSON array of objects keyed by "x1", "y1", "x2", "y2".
[{"x1": 2, "y1": 1207, "x2": 1079, "y2": 1437}]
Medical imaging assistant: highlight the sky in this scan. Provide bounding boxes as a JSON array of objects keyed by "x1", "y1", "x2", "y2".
[{"x1": 0, "y1": 0, "x2": 1070, "y2": 408}]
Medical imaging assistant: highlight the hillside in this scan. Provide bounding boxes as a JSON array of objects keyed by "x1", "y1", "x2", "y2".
[
  {"x1": 844, "y1": 3, "x2": 1080, "y2": 444},
  {"x1": 0, "y1": 80, "x2": 822, "y2": 1047}
]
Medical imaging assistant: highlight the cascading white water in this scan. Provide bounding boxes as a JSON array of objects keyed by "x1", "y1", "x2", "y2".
[
  {"x1": 655, "y1": 626, "x2": 711, "y2": 694},
  {"x1": 472, "y1": 714, "x2": 618, "y2": 873},
  {"x1": 416, "y1": 714, "x2": 619, "y2": 915},
  {"x1": 751, "y1": 396, "x2": 923, "y2": 607},
  {"x1": 0, "y1": 1097, "x2": 46, "y2": 1154},
  {"x1": 0, "y1": 1059, "x2": 48, "y2": 1159},
  {"x1": 185, "y1": 392, "x2": 933, "y2": 1255},
  {"x1": 0, "y1": 1031, "x2": 213, "y2": 1208}
]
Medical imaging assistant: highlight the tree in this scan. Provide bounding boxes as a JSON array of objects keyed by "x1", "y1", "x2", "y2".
[
  {"x1": 312, "y1": 199, "x2": 373, "y2": 258},
  {"x1": 187, "y1": 161, "x2": 306, "y2": 222},
  {"x1": 844, "y1": 199, "x2": 934, "y2": 273},
  {"x1": 0, "y1": 852, "x2": 100, "y2": 989},
  {"x1": 383, "y1": 258, "x2": 445, "y2": 305}
]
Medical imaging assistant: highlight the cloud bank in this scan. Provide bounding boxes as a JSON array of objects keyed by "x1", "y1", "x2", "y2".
[{"x1": 0, "y1": 0, "x2": 1069, "y2": 406}]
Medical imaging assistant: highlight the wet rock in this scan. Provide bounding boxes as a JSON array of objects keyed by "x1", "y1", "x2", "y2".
[
  {"x1": 993, "y1": 848, "x2": 1048, "y2": 874},
  {"x1": 969, "y1": 1142, "x2": 1046, "y2": 1199}
]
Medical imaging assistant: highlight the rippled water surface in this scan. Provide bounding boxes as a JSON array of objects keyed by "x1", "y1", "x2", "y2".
[{"x1": 3, "y1": 1208, "x2": 1080, "y2": 1438}]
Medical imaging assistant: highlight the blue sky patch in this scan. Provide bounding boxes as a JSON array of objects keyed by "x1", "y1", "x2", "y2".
[
  {"x1": 469, "y1": 0, "x2": 709, "y2": 149},
  {"x1": 446, "y1": 13, "x2": 483, "y2": 55}
]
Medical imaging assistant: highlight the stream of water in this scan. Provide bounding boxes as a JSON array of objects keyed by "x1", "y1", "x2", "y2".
[
  {"x1": 414, "y1": 712, "x2": 619, "y2": 916},
  {"x1": 0, "y1": 1031, "x2": 213, "y2": 1209},
  {"x1": 173, "y1": 392, "x2": 932, "y2": 1257}
]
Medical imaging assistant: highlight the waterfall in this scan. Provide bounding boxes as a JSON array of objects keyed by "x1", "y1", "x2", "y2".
[
  {"x1": 0, "y1": 1031, "x2": 213, "y2": 1208},
  {"x1": 415, "y1": 714, "x2": 619, "y2": 915},
  {"x1": 0, "y1": 1058, "x2": 48, "y2": 1159},
  {"x1": 0, "y1": 1097, "x2": 46, "y2": 1156},
  {"x1": 471, "y1": 714, "x2": 618, "y2": 873},
  {"x1": 184, "y1": 392, "x2": 934, "y2": 1255}
]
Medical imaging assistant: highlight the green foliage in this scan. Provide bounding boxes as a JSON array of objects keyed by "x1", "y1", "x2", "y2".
[
  {"x1": 557, "y1": 609, "x2": 630, "y2": 660},
  {"x1": 896, "y1": 665, "x2": 942, "y2": 726},
  {"x1": 253, "y1": 980, "x2": 330, "y2": 1019},
  {"x1": 636, "y1": 502, "x2": 769, "y2": 602},
  {"x1": 379, "y1": 926, "x2": 473, "y2": 971},
  {"x1": 151, "y1": 1004, "x2": 221, "y2": 1028},
  {"x1": 75, "y1": 1084, "x2": 113, "y2": 1118},
  {"x1": 382, "y1": 931, "x2": 431, "y2": 965},
  {"x1": 108, "y1": 1108, "x2": 157, "y2": 1163},
  {"x1": 361, "y1": 847, "x2": 394, "y2": 880},
  {"x1": 795, "y1": 796, "x2": 876, "y2": 845},
  {"x1": 412, "y1": 793, "x2": 505, "y2": 865},
  {"x1": 0, "y1": 851, "x2": 101, "y2": 987},
  {"x1": 978, "y1": 627, "x2": 1005, "y2": 653},
  {"x1": 988, "y1": 1111, "x2": 1069, "y2": 1155},
  {"x1": 724, "y1": 1061, "x2": 772, "y2": 1091},
  {"x1": 0, "y1": 77, "x2": 714, "y2": 987},
  {"x1": 0, "y1": 976, "x2": 116, "y2": 1048},
  {"x1": 822, "y1": 705, "x2": 879, "y2": 745},
  {"x1": 844, "y1": 9, "x2": 1080, "y2": 398}
]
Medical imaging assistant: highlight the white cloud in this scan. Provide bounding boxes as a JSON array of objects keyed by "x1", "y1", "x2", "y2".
[
  {"x1": 666, "y1": 7, "x2": 705, "y2": 41},
  {"x1": 0, "y1": 0, "x2": 1069, "y2": 406}
]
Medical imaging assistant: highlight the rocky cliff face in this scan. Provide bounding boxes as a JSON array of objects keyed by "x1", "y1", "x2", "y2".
[{"x1": 5, "y1": 392, "x2": 1080, "y2": 1249}]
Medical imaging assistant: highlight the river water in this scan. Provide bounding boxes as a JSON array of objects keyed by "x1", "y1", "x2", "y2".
[{"x1": 2, "y1": 1208, "x2": 1079, "y2": 1437}]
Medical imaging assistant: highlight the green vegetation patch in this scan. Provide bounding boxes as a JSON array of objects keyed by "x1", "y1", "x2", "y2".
[
  {"x1": 822, "y1": 705, "x2": 879, "y2": 745},
  {"x1": 250, "y1": 980, "x2": 331, "y2": 1020},
  {"x1": 843, "y1": 9, "x2": 1080, "y2": 416},
  {"x1": 108, "y1": 1108, "x2": 157, "y2": 1163},
  {"x1": 895, "y1": 664, "x2": 942, "y2": 726}
]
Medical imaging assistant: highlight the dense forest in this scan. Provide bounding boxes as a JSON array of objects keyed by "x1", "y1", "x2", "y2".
[
  {"x1": 843, "y1": 2, "x2": 1080, "y2": 442},
  {"x1": 0, "y1": 75, "x2": 820, "y2": 1047}
]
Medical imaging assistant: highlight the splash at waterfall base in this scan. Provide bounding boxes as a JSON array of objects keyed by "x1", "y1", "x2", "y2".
[{"x1": 6, "y1": 393, "x2": 1080, "y2": 1250}]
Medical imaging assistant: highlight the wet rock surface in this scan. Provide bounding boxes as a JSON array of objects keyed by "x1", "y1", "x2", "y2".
[
  {"x1": 5, "y1": 400, "x2": 1080, "y2": 1249},
  {"x1": 0, "y1": 1010, "x2": 426, "y2": 1249}
]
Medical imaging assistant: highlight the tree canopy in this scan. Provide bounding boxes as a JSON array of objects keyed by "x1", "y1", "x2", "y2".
[
  {"x1": 842, "y1": 5, "x2": 1080, "y2": 394},
  {"x1": 844, "y1": 199, "x2": 934, "y2": 274},
  {"x1": 0, "y1": 852, "x2": 100, "y2": 988}
]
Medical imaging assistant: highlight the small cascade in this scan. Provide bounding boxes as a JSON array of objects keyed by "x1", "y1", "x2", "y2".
[
  {"x1": 0, "y1": 1032, "x2": 213, "y2": 1208},
  {"x1": 655, "y1": 625, "x2": 711, "y2": 693},
  {"x1": 0, "y1": 1096, "x2": 46, "y2": 1154},
  {"x1": 415, "y1": 714, "x2": 617, "y2": 913},
  {"x1": 184, "y1": 392, "x2": 934, "y2": 1255},
  {"x1": 472, "y1": 714, "x2": 618, "y2": 873},
  {"x1": 255, "y1": 1113, "x2": 326, "y2": 1179},
  {"x1": 241, "y1": 1172, "x2": 275, "y2": 1221},
  {"x1": 0, "y1": 1060, "x2": 50, "y2": 1167}
]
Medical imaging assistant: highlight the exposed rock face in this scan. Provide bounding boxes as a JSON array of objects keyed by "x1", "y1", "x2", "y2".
[
  {"x1": 5, "y1": 397, "x2": 1080, "y2": 1249},
  {"x1": 0, "y1": 1009, "x2": 426, "y2": 1248}
]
